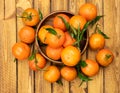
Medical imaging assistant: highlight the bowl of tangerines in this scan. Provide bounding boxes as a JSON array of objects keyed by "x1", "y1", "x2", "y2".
[
  {"x1": 36, "y1": 11, "x2": 88, "y2": 64},
  {"x1": 12, "y1": 3, "x2": 114, "y2": 85}
]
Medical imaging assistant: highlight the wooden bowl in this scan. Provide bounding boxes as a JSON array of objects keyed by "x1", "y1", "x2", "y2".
[{"x1": 36, "y1": 10, "x2": 88, "y2": 64}]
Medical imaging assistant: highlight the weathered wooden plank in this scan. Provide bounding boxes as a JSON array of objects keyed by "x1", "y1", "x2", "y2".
[
  {"x1": 69, "y1": 0, "x2": 85, "y2": 14},
  {"x1": 0, "y1": 0, "x2": 16, "y2": 93},
  {"x1": 87, "y1": 0, "x2": 104, "y2": 93},
  {"x1": 34, "y1": 0, "x2": 51, "y2": 93},
  {"x1": 51, "y1": 0, "x2": 68, "y2": 12},
  {"x1": 16, "y1": 0, "x2": 34, "y2": 93},
  {"x1": 69, "y1": 0, "x2": 87, "y2": 93},
  {"x1": 104, "y1": 0, "x2": 120, "y2": 93},
  {"x1": 0, "y1": 0, "x2": 4, "y2": 20},
  {"x1": 34, "y1": 0, "x2": 50, "y2": 17}
]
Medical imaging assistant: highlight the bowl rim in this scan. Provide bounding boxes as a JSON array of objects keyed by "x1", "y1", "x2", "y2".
[{"x1": 35, "y1": 10, "x2": 89, "y2": 64}]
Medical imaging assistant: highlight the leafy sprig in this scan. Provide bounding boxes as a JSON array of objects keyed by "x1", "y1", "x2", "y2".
[
  {"x1": 94, "y1": 24, "x2": 110, "y2": 39},
  {"x1": 45, "y1": 28, "x2": 57, "y2": 35},
  {"x1": 90, "y1": 15, "x2": 104, "y2": 26},
  {"x1": 76, "y1": 60, "x2": 92, "y2": 86},
  {"x1": 38, "y1": 8, "x2": 43, "y2": 20},
  {"x1": 78, "y1": 72, "x2": 92, "y2": 86},
  {"x1": 79, "y1": 60, "x2": 87, "y2": 68},
  {"x1": 97, "y1": 28, "x2": 110, "y2": 39},
  {"x1": 20, "y1": 12, "x2": 34, "y2": 21}
]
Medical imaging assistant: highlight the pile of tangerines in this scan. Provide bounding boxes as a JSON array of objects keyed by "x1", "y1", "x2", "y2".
[{"x1": 12, "y1": 3, "x2": 114, "y2": 85}]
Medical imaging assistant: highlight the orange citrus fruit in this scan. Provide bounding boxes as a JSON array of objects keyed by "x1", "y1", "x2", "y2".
[
  {"x1": 38, "y1": 25, "x2": 53, "y2": 44},
  {"x1": 22, "y1": 8, "x2": 40, "y2": 26},
  {"x1": 63, "y1": 32, "x2": 76, "y2": 47},
  {"x1": 28, "y1": 53, "x2": 46, "y2": 71},
  {"x1": 89, "y1": 33, "x2": 105, "y2": 50},
  {"x1": 12, "y1": 42, "x2": 30, "y2": 60},
  {"x1": 79, "y1": 3, "x2": 97, "y2": 21},
  {"x1": 19, "y1": 26, "x2": 35, "y2": 44},
  {"x1": 53, "y1": 14, "x2": 70, "y2": 31},
  {"x1": 46, "y1": 28, "x2": 65, "y2": 48},
  {"x1": 96, "y1": 49, "x2": 114, "y2": 66},
  {"x1": 81, "y1": 59, "x2": 99, "y2": 77},
  {"x1": 44, "y1": 66, "x2": 60, "y2": 83},
  {"x1": 69, "y1": 15, "x2": 87, "y2": 30},
  {"x1": 61, "y1": 66, "x2": 77, "y2": 81},
  {"x1": 61, "y1": 46, "x2": 81, "y2": 66},
  {"x1": 46, "y1": 46, "x2": 63, "y2": 60}
]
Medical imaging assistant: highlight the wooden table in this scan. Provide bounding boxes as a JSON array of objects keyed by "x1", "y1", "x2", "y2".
[{"x1": 0, "y1": 0, "x2": 120, "y2": 93}]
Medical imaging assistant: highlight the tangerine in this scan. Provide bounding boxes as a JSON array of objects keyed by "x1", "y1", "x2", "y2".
[
  {"x1": 53, "y1": 14, "x2": 70, "y2": 31},
  {"x1": 61, "y1": 66, "x2": 77, "y2": 81},
  {"x1": 19, "y1": 26, "x2": 35, "y2": 44},
  {"x1": 38, "y1": 25, "x2": 53, "y2": 44},
  {"x1": 79, "y1": 3, "x2": 97, "y2": 21},
  {"x1": 63, "y1": 32, "x2": 76, "y2": 47},
  {"x1": 44, "y1": 66, "x2": 60, "y2": 83},
  {"x1": 28, "y1": 53, "x2": 46, "y2": 71},
  {"x1": 46, "y1": 28, "x2": 65, "y2": 48},
  {"x1": 46, "y1": 46, "x2": 63, "y2": 60},
  {"x1": 69, "y1": 15, "x2": 87, "y2": 30},
  {"x1": 89, "y1": 33, "x2": 105, "y2": 50},
  {"x1": 96, "y1": 49, "x2": 114, "y2": 66},
  {"x1": 61, "y1": 46, "x2": 81, "y2": 66},
  {"x1": 81, "y1": 59, "x2": 99, "y2": 77},
  {"x1": 22, "y1": 8, "x2": 40, "y2": 26},
  {"x1": 12, "y1": 42, "x2": 30, "y2": 60}
]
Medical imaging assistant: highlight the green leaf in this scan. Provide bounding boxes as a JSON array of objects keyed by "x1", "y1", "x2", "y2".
[
  {"x1": 80, "y1": 60, "x2": 87, "y2": 68},
  {"x1": 75, "y1": 61, "x2": 81, "y2": 71},
  {"x1": 57, "y1": 16, "x2": 70, "y2": 30},
  {"x1": 78, "y1": 72, "x2": 92, "y2": 86},
  {"x1": 38, "y1": 8, "x2": 43, "y2": 20},
  {"x1": 28, "y1": 53, "x2": 35, "y2": 61},
  {"x1": 76, "y1": 25, "x2": 81, "y2": 47},
  {"x1": 28, "y1": 50, "x2": 36, "y2": 61},
  {"x1": 27, "y1": 12, "x2": 33, "y2": 21},
  {"x1": 77, "y1": 22, "x2": 89, "y2": 46},
  {"x1": 56, "y1": 79, "x2": 63, "y2": 86},
  {"x1": 70, "y1": 25, "x2": 77, "y2": 35},
  {"x1": 97, "y1": 29, "x2": 110, "y2": 39},
  {"x1": 45, "y1": 28, "x2": 57, "y2": 35},
  {"x1": 105, "y1": 54, "x2": 111, "y2": 60},
  {"x1": 90, "y1": 15, "x2": 104, "y2": 26},
  {"x1": 77, "y1": 24, "x2": 81, "y2": 32},
  {"x1": 75, "y1": 62, "x2": 92, "y2": 86},
  {"x1": 78, "y1": 72, "x2": 92, "y2": 81},
  {"x1": 70, "y1": 32, "x2": 75, "y2": 38},
  {"x1": 82, "y1": 21, "x2": 91, "y2": 32}
]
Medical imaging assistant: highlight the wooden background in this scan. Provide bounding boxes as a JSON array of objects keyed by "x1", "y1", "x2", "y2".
[{"x1": 0, "y1": 0, "x2": 120, "y2": 93}]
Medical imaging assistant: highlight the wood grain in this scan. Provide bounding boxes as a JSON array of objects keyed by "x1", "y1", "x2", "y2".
[
  {"x1": 104, "y1": 0, "x2": 120, "y2": 93},
  {"x1": 51, "y1": 0, "x2": 68, "y2": 12},
  {"x1": 0, "y1": 0, "x2": 16, "y2": 93}
]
